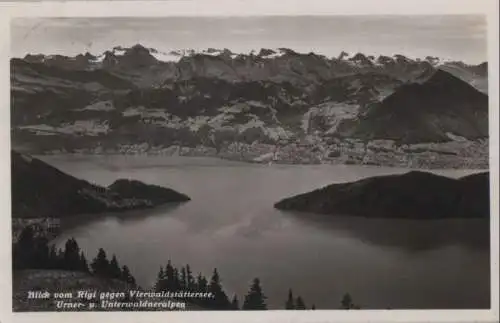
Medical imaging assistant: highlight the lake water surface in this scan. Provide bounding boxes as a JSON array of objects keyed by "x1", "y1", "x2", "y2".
[{"x1": 43, "y1": 155, "x2": 490, "y2": 309}]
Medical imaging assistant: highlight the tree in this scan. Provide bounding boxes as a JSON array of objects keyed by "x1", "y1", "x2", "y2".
[
  {"x1": 13, "y1": 226, "x2": 35, "y2": 269},
  {"x1": 196, "y1": 273, "x2": 208, "y2": 293},
  {"x1": 208, "y1": 268, "x2": 231, "y2": 309},
  {"x1": 121, "y1": 265, "x2": 136, "y2": 285},
  {"x1": 173, "y1": 268, "x2": 181, "y2": 291},
  {"x1": 79, "y1": 251, "x2": 89, "y2": 272},
  {"x1": 231, "y1": 295, "x2": 240, "y2": 310},
  {"x1": 180, "y1": 267, "x2": 187, "y2": 291},
  {"x1": 109, "y1": 255, "x2": 122, "y2": 279},
  {"x1": 13, "y1": 228, "x2": 80, "y2": 271},
  {"x1": 32, "y1": 236, "x2": 50, "y2": 269},
  {"x1": 56, "y1": 248, "x2": 65, "y2": 269},
  {"x1": 164, "y1": 260, "x2": 175, "y2": 291},
  {"x1": 48, "y1": 244, "x2": 59, "y2": 269},
  {"x1": 186, "y1": 265, "x2": 195, "y2": 290},
  {"x1": 341, "y1": 293, "x2": 353, "y2": 309},
  {"x1": 285, "y1": 289, "x2": 295, "y2": 309},
  {"x1": 242, "y1": 278, "x2": 267, "y2": 310},
  {"x1": 90, "y1": 248, "x2": 109, "y2": 277},
  {"x1": 295, "y1": 296, "x2": 306, "y2": 310},
  {"x1": 63, "y1": 238, "x2": 81, "y2": 270},
  {"x1": 194, "y1": 273, "x2": 209, "y2": 307},
  {"x1": 155, "y1": 266, "x2": 165, "y2": 291}
]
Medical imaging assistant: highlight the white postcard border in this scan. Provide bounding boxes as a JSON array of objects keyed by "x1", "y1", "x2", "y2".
[{"x1": 0, "y1": 1, "x2": 498, "y2": 323}]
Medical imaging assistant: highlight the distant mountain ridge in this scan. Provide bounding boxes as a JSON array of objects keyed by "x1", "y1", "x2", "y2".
[{"x1": 13, "y1": 44, "x2": 487, "y2": 89}]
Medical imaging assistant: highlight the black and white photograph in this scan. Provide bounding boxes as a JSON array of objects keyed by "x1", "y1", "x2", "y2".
[{"x1": 2, "y1": 1, "x2": 498, "y2": 320}]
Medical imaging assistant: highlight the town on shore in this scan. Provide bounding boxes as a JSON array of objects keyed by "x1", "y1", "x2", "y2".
[{"x1": 37, "y1": 137, "x2": 489, "y2": 170}]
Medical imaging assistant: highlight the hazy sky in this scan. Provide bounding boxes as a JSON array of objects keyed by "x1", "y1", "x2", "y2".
[{"x1": 11, "y1": 15, "x2": 487, "y2": 63}]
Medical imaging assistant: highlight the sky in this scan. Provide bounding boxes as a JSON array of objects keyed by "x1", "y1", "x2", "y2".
[{"x1": 10, "y1": 15, "x2": 488, "y2": 64}]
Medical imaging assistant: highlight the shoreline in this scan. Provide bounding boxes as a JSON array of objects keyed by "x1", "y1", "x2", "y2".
[{"x1": 32, "y1": 150, "x2": 489, "y2": 171}]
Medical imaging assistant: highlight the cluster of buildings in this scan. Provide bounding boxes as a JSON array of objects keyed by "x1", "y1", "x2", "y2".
[
  {"x1": 44, "y1": 135, "x2": 488, "y2": 169},
  {"x1": 12, "y1": 218, "x2": 61, "y2": 243},
  {"x1": 216, "y1": 137, "x2": 488, "y2": 169}
]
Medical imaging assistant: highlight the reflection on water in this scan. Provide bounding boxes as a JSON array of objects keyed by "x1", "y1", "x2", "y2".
[
  {"x1": 59, "y1": 203, "x2": 187, "y2": 232},
  {"x1": 46, "y1": 155, "x2": 490, "y2": 309},
  {"x1": 284, "y1": 211, "x2": 490, "y2": 252}
]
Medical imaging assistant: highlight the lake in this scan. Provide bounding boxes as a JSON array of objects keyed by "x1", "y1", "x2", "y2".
[{"x1": 42, "y1": 155, "x2": 490, "y2": 309}]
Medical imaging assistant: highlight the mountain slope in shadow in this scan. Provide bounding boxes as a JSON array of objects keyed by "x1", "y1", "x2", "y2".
[
  {"x1": 338, "y1": 69, "x2": 489, "y2": 143},
  {"x1": 11, "y1": 150, "x2": 190, "y2": 218},
  {"x1": 274, "y1": 171, "x2": 489, "y2": 219}
]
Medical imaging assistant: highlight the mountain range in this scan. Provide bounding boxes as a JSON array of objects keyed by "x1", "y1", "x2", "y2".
[
  {"x1": 16, "y1": 45, "x2": 487, "y2": 88},
  {"x1": 10, "y1": 45, "x2": 489, "y2": 156}
]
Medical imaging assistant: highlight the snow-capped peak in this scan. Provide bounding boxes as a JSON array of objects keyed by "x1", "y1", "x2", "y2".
[
  {"x1": 111, "y1": 46, "x2": 127, "y2": 56},
  {"x1": 147, "y1": 48, "x2": 241, "y2": 62},
  {"x1": 337, "y1": 51, "x2": 351, "y2": 60},
  {"x1": 425, "y1": 56, "x2": 442, "y2": 66},
  {"x1": 258, "y1": 48, "x2": 288, "y2": 59},
  {"x1": 148, "y1": 49, "x2": 185, "y2": 63}
]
